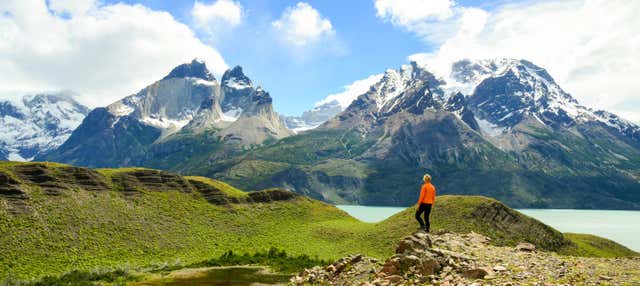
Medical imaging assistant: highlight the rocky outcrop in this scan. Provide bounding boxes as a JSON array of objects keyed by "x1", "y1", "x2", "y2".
[
  {"x1": 470, "y1": 201, "x2": 570, "y2": 250},
  {"x1": 292, "y1": 230, "x2": 639, "y2": 285},
  {"x1": 0, "y1": 171, "x2": 29, "y2": 215},
  {"x1": 0, "y1": 163, "x2": 299, "y2": 215},
  {"x1": 292, "y1": 231, "x2": 489, "y2": 286}
]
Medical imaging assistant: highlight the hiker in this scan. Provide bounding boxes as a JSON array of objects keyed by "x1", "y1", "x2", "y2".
[{"x1": 415, "y1": 174, "x2": 436, "y2": 232}]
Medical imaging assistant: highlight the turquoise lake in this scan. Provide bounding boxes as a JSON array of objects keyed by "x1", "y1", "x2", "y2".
[{"x1": 335, "y1": 205, "x2": 640, "y2": 252}]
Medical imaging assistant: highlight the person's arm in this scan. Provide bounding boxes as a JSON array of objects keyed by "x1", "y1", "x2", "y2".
[
  {"x1": 430, "y1": 186, "x2": 436, "y2": 204},
  {"x1": 417, "y1": 185, "x2": 426, "y2": 206}
]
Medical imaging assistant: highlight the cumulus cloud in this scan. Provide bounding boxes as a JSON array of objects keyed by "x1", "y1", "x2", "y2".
[
  {"x1": 0, "y1": 0, "x2": 228, "y2": 107},
  {"x1": 272, "y1": 2, "x2": 334, "y2": 48},
  {"x1": 374, "y1": 0, "x2": 460, "y2": 43},
  {"x1": 192, "y1": 0, "x2": 243, "y2": 35},
  {"x1": 315, "y1": 74, "x2": 383, "y2": 109},
  {"x1": 375, "y1": 0, "x2": 454, "y2": 24},
  {"x1": 396, "y1": 0, "x2": 640, "y2": 122},
  {"x1": 47, "y1": 0, "x2": 95, "y2": 16}
]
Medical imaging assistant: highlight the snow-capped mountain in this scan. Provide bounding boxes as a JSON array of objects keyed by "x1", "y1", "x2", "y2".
[
  {"x1": 282, "y1": 100, "x2": 342, "y2": 132},
  {"x1": 0, "y1": 93, "x2": 89, "y2": 161},
  {"x1": 209, "y1": 58, "x2": 640, "y2": 209},
  {"x1": 39, "y1": 60, "x2": 291, "y2": 167},
  {"x1": 322, "y1": 59, "x2": 640, "y2": 145}
]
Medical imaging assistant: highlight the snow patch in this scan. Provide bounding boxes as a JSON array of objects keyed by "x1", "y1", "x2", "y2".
[
  {"x1": 224, "y1": 78, "x2": 251, "y2": 90},
  {"x1": 476, "y1": 117, "x2": 506, "y2": 137},
  {"x1": 109, "y1": 103, "x2": 135, "y2": 116},
  {"x1": 375, "y1": 66, "x2": 415, "y2": 111},
  {"x1": 221, "y1": 108, "x2": 243, "y2": 122},
  {"x1": 141, "y1": 116, "x2": 191, "y2": 130},
  {"x1": 190, "y1": 77, "x2": 217, "y2": 86},
  {"x1": 291, "y1": 124, "x2": 320, "y2": 133},
  {"x1": 8, "y1": 152, "x2": 28, "y2": 162}
]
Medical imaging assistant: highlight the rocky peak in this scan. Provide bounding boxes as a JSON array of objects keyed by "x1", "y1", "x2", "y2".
[
  {"x1": 460, "y1": 59, "x2": 585, "y2": 128},
  {"x1": 162, "y1": 58, "x2": 215, "y2": 81},
  {"x1": 221, "y1": 65, "x2": 252, "y2": 90}
]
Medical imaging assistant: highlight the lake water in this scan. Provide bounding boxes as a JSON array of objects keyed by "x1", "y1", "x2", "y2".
[{"x1": 335, "y1": 205, "x2": 640, "y2": 251}]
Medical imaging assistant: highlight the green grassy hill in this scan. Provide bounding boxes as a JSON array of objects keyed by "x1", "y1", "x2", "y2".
[{"x1": 0, "y1": 162, "x2": 635, "y2": 280}]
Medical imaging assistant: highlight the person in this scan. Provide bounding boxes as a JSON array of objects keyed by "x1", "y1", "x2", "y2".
[{"x1": 415, "y1": 174, "x2": 436, "y2": 232}]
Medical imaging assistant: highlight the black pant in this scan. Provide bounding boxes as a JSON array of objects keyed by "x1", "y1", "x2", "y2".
[{"x1": 415, "y1": 203, "x2": 432, "y2": 232}]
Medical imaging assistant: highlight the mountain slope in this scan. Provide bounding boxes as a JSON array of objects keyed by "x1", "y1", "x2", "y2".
[
  {"x1": 0, "y1": 162, "x2": 633, "y2": 280},
  {"x1": 38, "y1": 60, "x2": 291, "y2": 168},
  {"x1": 0, "y1": 94, "x2": 89, "y2": 161},
  {"x1": 203, "y1": 59, "x2": 640, "y2": 209}
]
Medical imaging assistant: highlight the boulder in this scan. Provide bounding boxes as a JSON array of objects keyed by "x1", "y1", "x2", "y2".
[
  {"x1": 463, "y1": 268, "x2": 489, "y2": 279},
  {"x1": 386, "y1": 275, "x2": 404, "y2": 284},
  {"x1": 396, "y1": 235, "x2": 428, "y2": 254},
  {"x1": 515, "y1": 242, "x2": 536, "y2": 252},
  {"x1": 419, "y1": 257, "x2": 440, "y2": 275},
  {"x1": 493, "y1": 265, "x2": 507, "y2": 271}
]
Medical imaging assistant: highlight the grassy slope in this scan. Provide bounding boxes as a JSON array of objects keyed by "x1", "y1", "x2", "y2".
[{"x1": 0, "y1": 163, "x2": 635, "y2": 280}]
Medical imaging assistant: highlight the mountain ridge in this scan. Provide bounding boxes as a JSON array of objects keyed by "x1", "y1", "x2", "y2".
[
  {"x1": 199, "y1": 58, "x2": 640, "y2": 209},
  {"x1": 38, "y1": 60, "x2": 292, "y2": 167}
]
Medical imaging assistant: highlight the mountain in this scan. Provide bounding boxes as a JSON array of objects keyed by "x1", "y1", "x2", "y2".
[
  {"x1": 281, "y1": 100, "x2": 342, "y2": 132},
  {"x1": 0, "y1": 93, "x2": 89, "y2": 161},
  {"x1": 38, "y1": 60, "x2": 292, "y2": 167},
  {"x1": 1, "y1": 162, "x2": 632, "y2": 280},
  {"x1": 281, "y1": 74, "x2": 383, "y2": 133},
  {"x1": 201, "y1": 59, "x2": 640, "y2": 209}
]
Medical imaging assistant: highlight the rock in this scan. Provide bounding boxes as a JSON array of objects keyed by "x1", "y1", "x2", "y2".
[
  {"x1": 380, "y1": 258, "x2": 400, "y2": 275},
  {"x1": 419, "y1": 257, "x2": 440, "y2": 275},
  {"x1": 463, "y1": 268, "x2": 488, "y2": 279},
  {"x1": 599, "y1": 275, "x2": 613, "y2": 281},
  {"x1": 325, "y1": 265, "x2": 336, "y2": 272},
  {"x1": 386, "y1": 275, "x2": 403, "y2": 283},
  {"x1": 396, "y1": 235, "x2": 428, "y2": 254},
  {"x1": 493, "y1": 265, "x2": 507, "y2": 271},
  {"x1": 515, "y1": 242, "x2": 536, "y2": 252}
]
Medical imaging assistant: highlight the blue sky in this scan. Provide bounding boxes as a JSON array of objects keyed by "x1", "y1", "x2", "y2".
[
  {"x1": 98, "y1": 0, "x2": 525, "y2": 115},
  {"x1": 1, "y1": 0, "x2": 638, "y2": 121},
  {"x1": 106, "y1": 0, "x2": 434, "y2": 115}
]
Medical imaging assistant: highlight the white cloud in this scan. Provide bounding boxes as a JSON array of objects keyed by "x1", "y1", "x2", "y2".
[
  {"x1": 316, "y1": 74, "x2": 384, "y2": 109},
  {"x1": 272, "y1": 2, "x2": 334, "y2": 48},
  {"x1": 375, "y1": 0, "x2": 454, "y2": 24},
  {"x1": 192, "y1": 0, "x2": 243, "y2": 33},
  {"x1": 404, "y1": 0, "x2": 640, "y2": 123},
  {"x1": 0, "y1": 0, "x2": 228, "y2": 108},
  {"x1": 374, "y1": 0, "x2": 458, "y2": 43},
  {"x1": 47, "y1": 0, "x2": 95, "y2": 16}
]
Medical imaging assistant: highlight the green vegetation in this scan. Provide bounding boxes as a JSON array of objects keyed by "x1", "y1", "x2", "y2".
[
  {"x1": 0, "y1": 162, "x2": 635, "y2": 281},
  {"x1": 183, "y1": 176, "x2": 248, "y2": 198},
  {"x1": 20, "y1": 269, "x2": 140, "y2": 286},
  {"x1": 561, "y1": 233, "x2": 638, "y2": 258},
  {"x1": 13, "y1": 247, "x2": 322, "y2": 286},
  {"x1": 374, "y1": 195, "x2": 569, "y2": 250},
  {"x1": 187, "y1": 247, "x2": 328, "y2": 273}
]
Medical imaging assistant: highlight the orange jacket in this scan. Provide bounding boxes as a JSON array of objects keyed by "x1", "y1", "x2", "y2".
[{"x1": 418, "y1": 183, "x2": 436, "y2": 204}]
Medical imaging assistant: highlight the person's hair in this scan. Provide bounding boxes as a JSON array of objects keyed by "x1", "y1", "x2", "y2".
[{"x1": 423, "y1": 174, "x2": 431, "y2": 183}]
